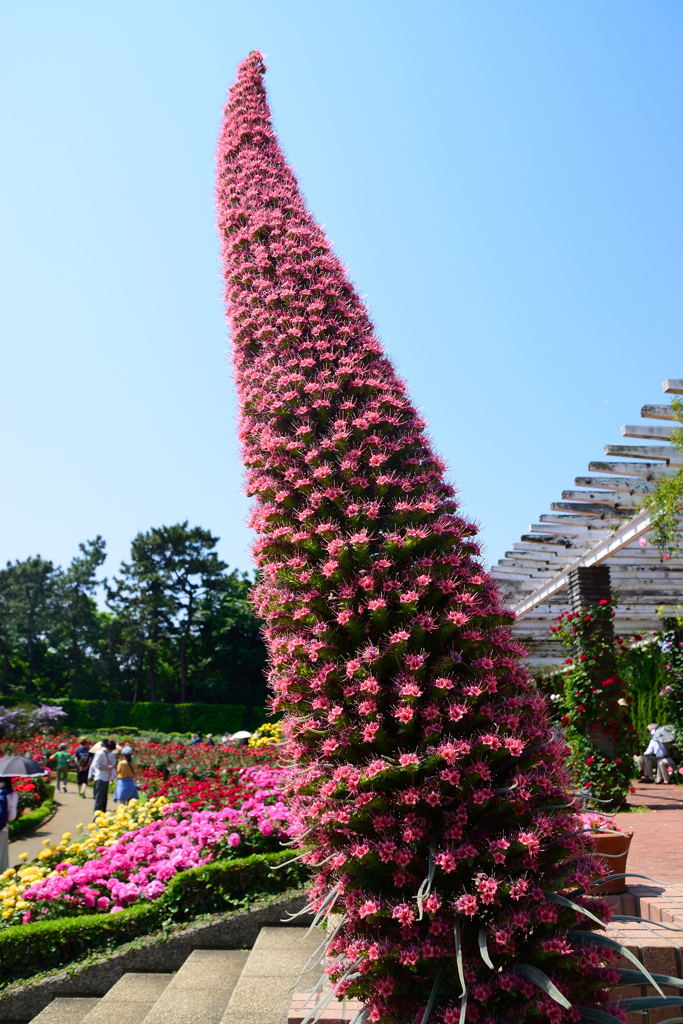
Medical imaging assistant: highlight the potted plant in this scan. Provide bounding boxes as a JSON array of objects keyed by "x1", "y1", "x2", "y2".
[{"x1": 581, "y1": 811, "x2": 633, "y2": 894}]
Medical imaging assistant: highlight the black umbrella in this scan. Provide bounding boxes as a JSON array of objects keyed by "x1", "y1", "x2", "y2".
[{"x1": 0, "y1": 755, "x2": 48, "y2": 778}]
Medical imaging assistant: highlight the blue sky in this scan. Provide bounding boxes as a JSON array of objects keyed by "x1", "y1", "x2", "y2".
[{"x1": 1, "y1": 1, "x2": 681, "y2": 580}]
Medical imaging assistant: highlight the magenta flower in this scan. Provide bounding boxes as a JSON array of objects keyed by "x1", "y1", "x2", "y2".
[{"x1": 216, "y1": 50, "x2": 621, "y2": 1024}]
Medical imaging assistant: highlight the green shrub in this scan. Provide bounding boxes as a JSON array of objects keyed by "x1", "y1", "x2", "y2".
[
  {"x1": 26, "y1": 699, "x2": 267, "y2": 736},
  {"x1": 0, "y1": 850, "x2": 307, "y2": 984},
  {"x1": 9, "y1": 795, "x2": 54, "y2": 840},
  {"x1": 618, "y1": 643, "x2": 668, "y2": 743},
  {"x1": 0, "y1": 904, "x2": 159, "y2": 983}
]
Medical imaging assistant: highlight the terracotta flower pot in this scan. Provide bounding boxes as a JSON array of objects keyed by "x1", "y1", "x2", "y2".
[{"x1": 592, "y1": 830, "x2": 633, "y2": 894}]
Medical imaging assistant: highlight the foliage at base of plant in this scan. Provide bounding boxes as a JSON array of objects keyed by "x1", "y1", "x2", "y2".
[
  {"x1": 551, "y1": 600, "x2": 636, "y2": 808},
  {"x1": 0, "y1": 850, "x2": 307, "y2": 984}
]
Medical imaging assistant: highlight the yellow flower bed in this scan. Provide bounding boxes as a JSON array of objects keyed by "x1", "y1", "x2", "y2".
[
  {"x1": 248, "y1": 721, "x2": 283, "y2": 747},
  {"x1": 0, "y1": 797, "x2": 168, "y2": 922}
]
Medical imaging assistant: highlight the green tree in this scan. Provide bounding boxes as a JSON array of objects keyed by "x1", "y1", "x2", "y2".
[
  {"x1": 50, "y1": 537, "x2": 107, "y2": 696},
  {"x1": 107, "y1": 523, "x2": 228, "y2": 702},
  {"x1": 193, "y1": 570, "x2": 267, "y2": 705},
  {"x1": 0, "y1": 556, "x2": 57, "y2": 696}
]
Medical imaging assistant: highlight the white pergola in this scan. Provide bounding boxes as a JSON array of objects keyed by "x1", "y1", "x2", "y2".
[{"x1": 490, "y1": 378, "x2": 683, "y2": 668}]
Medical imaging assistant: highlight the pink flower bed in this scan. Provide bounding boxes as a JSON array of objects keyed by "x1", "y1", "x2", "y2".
[{"x1": 21, "y1": 766, "x2": 293, "y2": 922}]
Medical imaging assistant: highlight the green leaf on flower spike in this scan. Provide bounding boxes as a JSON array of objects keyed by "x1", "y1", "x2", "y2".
[
  {"x1": 579, "y1": 1009, "x2": 627, "y2": 1023},
  {"x1": 571, "y1": 930, "x2": 664, "y2": 996},
  {"x1": 617, "y1": 969, "x2": 683, "y2": 989},
  {"x1": 512, "y1": 964, "x2": 571, "y2": 1009},
  {"x1": 618, "y1": 997, "x2": 683, "y2": 1011},
  {"x1": 453, "y1": 921, "x2": 466, "y2": 996},
  {"x1": 478, "y1": 927, "x2": 494, "y2": 969},
  {"x1": 544, "y1": 890, "x2": 606, "y2": 927}
]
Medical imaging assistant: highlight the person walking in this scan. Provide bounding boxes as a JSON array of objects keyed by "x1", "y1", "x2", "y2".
[
  {"x1": 113, "y1": 750, "x2": 139, "y2": 805},
  {"x1": 51, "y1": 744, "x2": 71, "y2": 793},
  {"x1": 92, "y1": 740, "x2": 116, "y2": 814},
  {"x1": 73, "y1": 738, "x2": 92, "y2": 799}
]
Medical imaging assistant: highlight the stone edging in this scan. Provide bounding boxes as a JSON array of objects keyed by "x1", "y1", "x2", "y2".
[{"x1": 0, "y1": 888, "x2": 312, "y2": 1023}]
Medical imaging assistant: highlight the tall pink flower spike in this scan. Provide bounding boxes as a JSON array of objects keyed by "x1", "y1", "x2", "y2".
[{"x1": 217, "y1": 52, "x2": 626, "y2": 1024}]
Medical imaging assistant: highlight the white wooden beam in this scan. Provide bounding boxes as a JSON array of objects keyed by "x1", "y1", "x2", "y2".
[
  {"x1": 622, "y1": 423, "x2": 675, "y2": 442},
  {"x1": 550, "y1": 501, "x2": 631, "y2": 517},
  {"x1": 561, "y1": 489, "x2": 642, "y2": 507},
  {"x1": 528, "y1": 528, "x2": 610, "y2": 544},
  {"x1": 523, "y1": 528, "x2": 611, "y2": 541},
  {"x1": 663, "y1": 379, "x2": 683, "y2": 395},
  {"x1": 642, "y1": 404, "x2": 680, "y2": 421},
  {"x1": 518, "y1": 532, "x2": 576, "y2": 546},
  {"x1": 539, "y1": 514, "x2": 621, "y2": 527},
  {"x1": 588, "y1": 460, "x2": 677, "y2": 479},
  {"x1": 513, "y1": 541, "x2": 591, "y2": 555},
  {"x1": 604, "y1": 444, "x2": 683, "y2": 464},
  {"x1": 574, "y1": 476, "x2": 657, "y2": 494},
  {"x1": 513, "y1": 507, "x2": 653, "y2": 616}
]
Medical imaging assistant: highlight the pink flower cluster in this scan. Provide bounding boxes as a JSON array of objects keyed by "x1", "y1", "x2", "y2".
[
  {"x1": 21, "y1": 771, "x2": 293, "y2": 923},
  {"x1": 216, "y1": 52, "x2": 620, "y2": 1024}
]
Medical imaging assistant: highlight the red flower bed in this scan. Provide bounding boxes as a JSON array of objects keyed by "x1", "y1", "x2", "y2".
[{"x1": 0, "y1": 733, "x2": 281, "y2": 811}]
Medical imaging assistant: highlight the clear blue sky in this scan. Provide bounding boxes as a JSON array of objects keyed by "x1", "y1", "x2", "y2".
[{"x1": 2, "y1": 0, "x2": 681, "y2": 581}]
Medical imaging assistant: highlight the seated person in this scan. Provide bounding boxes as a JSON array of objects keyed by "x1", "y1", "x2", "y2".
[
  {"x1": 655, "y1": 755, "x2": 677, "y2": 784},
  {"x1": 637, "y1": 724, "x2": 669, "y2": 783}
]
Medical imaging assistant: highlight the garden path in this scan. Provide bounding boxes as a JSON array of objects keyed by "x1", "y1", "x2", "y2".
[
  {"x1": 614, "y1": 779, "x2": 683, "y2": 885},
  {"x1": 10, "y1": 789, "x2": 92, "y2": 868}
]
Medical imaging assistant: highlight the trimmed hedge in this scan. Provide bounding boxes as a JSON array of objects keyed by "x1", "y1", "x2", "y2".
[
  {"x1": 9, "y1": 794, "x2": 55, "y2": 840},
  {"x1": 26, "y1": 699, "x2": 267, "y2": 735},
  {"x1": 618, "y1": 643, "x2": 668, "y2": 743},
  {"x1": 0, "y1": 850, "x2": 307, "y2": 983}
]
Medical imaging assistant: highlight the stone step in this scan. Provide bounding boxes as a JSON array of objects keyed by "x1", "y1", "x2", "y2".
[
  {"x1": 79, "y1": 975, "x2": 173, "y2": 1024},
  {"x1": 142, "y1": 950, "x2": 249, "y2": 1024},
  {"x1": 29, "y1": 999, "x2": 101, "y2": 1024},
  {"x1": 222, "y1": 927, "x2": 322, "y2": 1024}
]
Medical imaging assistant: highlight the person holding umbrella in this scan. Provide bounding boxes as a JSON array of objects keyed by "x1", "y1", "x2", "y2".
[
  {"x1": 0, "y1": 755, "x2": 45, "y2": 870},
  {"x1": 0, "y1": 781, "x2": 10, "y2": 872}
]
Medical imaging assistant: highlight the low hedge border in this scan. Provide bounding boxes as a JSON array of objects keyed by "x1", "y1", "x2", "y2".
[
  {"x1": 9, "y1": 789, "x2": 56, "y2": 840},
  {"x1": 0, "y1": 849, "x2": 308, "y2": 984}
]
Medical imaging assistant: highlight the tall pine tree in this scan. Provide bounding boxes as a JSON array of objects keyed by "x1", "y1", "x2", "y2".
[{"x1": 216, "y1": 52, "x2": 627, "y2": 1024}]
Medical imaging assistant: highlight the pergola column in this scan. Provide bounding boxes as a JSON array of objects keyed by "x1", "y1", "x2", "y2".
[
  {"x1": 568, "y1": 566, "x2": 615, "y2": 646},
  {"x1": 568, "y1": 565, "x2": 618, "y2": 758}
]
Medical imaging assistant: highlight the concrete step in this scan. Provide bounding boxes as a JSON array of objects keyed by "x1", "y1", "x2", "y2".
[
  {"x1": 222, "y1": 927, "x2": 322, "y2": 1024},
  {"x1": 142, "y1": 950, "x2": 249, "y2": 1024},
  {"x1": 78, "y1": 975, "x2": 173, "y2": 1024},
  {"x1": 28, "y1": 999, "x2": 101, "y2": 1024}
]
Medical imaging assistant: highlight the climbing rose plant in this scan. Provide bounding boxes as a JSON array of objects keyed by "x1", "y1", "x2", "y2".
[
  {"x1": 551, "y1": 600, "x2": 635, "y2": 810},
  {"x1": 658, "y1": 619, "x2": 683, "y2": 744},
  {"x1": 216, "y1": 52, "x2": 625, "y2": 1024}
]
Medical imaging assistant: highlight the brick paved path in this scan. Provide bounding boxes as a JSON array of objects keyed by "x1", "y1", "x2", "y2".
[{"x1": 613, "y1": 780, "x2": 683, "y2": 886}]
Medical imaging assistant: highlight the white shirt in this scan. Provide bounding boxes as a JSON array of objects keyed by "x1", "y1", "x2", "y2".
[
  {"x1": 91, "y1": 749, "x2": 116, "y2": 781},
  {"x1": 644, "y1": 738, "x2": 669, "y2": 759}
]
